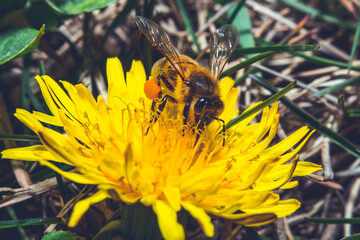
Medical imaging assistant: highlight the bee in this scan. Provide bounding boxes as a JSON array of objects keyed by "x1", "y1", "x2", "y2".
[{"x1": 135, "y1": 16, "x2": 239, "y2": 136}]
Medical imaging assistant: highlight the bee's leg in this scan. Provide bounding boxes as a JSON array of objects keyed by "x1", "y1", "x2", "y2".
[
  {"x1": 214, "y1": 117, "x2": 226, "y2": 146},
  {"x1": 156, "y1": 94, "x2": 177, "y2": 117},
  {"x1": 182, "y1": 101, "x2": 191, "y2": 126},
  {"x1": 194, "y1": 121, "x2": 205, "y2": 145},
  {"x1": 145, "y1": 101, "x2": 157, "y2": 135},
  {"x1": 181, "y1": 101, "x2": 192, "y2": 136},
  {"x1": 146, "y1": 95, "x2": 176, "y2": 134},
  {"x1": 150, "y1": 100, "x2": 157, "y2": 113}
]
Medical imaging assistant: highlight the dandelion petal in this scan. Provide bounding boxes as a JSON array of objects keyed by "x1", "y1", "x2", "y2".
[
  {"x1": 182, "y1": 202, "x2": 214, "y2": 237},
  {"x1": 68, "y1": 190, "x2": 109, "y2": 227},
  {"x1": 153, "y1": 200, "x2": 184, "y2": 240}
]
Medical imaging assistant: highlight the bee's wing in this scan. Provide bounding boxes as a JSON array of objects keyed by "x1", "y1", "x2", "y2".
[
  {"x1": 209, "y1": 25, "x2": 239, "y2": 80},
  {"x1": 135, "y1": 16, "x2": 185, "y2": 80}
]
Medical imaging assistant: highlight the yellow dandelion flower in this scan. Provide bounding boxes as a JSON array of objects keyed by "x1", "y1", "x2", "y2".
[{"x1": 1, "y1": 57, "x2": 322, "y2": 239}]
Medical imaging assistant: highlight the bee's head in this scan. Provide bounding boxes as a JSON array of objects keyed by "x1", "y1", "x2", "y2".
[{"x1": 194, "y1": 97, "x2": 224, "y2": 125}]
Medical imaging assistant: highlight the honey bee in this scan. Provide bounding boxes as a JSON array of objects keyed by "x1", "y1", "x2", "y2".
[{"x1": 135, "y1": 16, "x2": 239, "y2": 134}]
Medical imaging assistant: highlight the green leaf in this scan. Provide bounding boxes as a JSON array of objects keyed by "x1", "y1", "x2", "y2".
[
  {"x1": 26, "y1": 2, "x2": 63, "y2": 29},
  {"x1": 0, "y1": 25, "x2": 45, "y2": 65},
  {"x1": 0, "y1": 217, "x2": 61, "y2": 228},
  {"x1": 42, "y1": 230, "x2": 85, "y2": 240},
  {"x1": 342, "y1": 234, "x2": 360, "y2": 240},
  {"x1": 45, "y1": 0, "x2": 117, "y2": 15},
  {"x1": 226, "y1": 81, "x2": 297, "y2": 129},
  {"x1": 0, "y1": 0, "x2": 27, "y2": 16},
  {"x1": 312, "y1": 76, "x2": 360, "y2": 97}
]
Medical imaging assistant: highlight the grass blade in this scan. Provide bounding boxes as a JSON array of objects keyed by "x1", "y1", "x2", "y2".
[
  {"x1": 228, "y1": 0, "x2": 246, "y2": 24},
  {"x1": 348, "y1": 17, "x2": 360, "y2": 72},
  {"x1": 221, "y1": 51, "x2": 274, "y2": 77},
  {"x1": 0, "y1": 217, "x2": 61, "y2": 228},
  {"x1": 39, "y1": 60, "x2": 46, "y2": 75},
  {"x1": 6, "y1": 206, "x2": 27, "y2": 238},
  {"x1": 243, "y1": 226, "x2": 261, "y2": 240},
  {"x1": 292, "y1": 52, "x2": 360, "y2": 71},
  {"x1": 226, "y1": 81, "x2": 297, "y2": 129},
  {"x1": 280, "y1": 0, "x2": 355, "y2": 30},
  {"x1": 191, "y1": 44, "x2": 317, "y2": 60},
  {"x1": 250, "y1": 74, "x2": 360, "y2": 159},
  {"x1": 174, "y1": 0, "x2": 201, "y2": 53},
  {"x1": 0, "y1": 134, "x2": 40, "y2": 142},
  {"x1": 233, "y1": 44, "x2": 318, "y2": 55},
  {"x1": 229, "y1": 5, "x2": 256, "y2": 58},
  {"x1": 22, "y1": 54, "x2": 31, "y2": 111},
  {"x1": 255, "y1": 38, "x2": 360, "y2": 71},
  {"x1": 338, "y1": 95, "x2": 360, "y2": 117},
  {"x1": 312, "y1": 76, "x2": 360, "y2": 97}
]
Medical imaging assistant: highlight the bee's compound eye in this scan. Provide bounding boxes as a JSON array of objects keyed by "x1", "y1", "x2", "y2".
[
  {"x1": 194, "y1": 98, "x2": 208, "y2": 113},
  {"x1": 144, "y1": 76, "x2": 161, "y2": 100}
]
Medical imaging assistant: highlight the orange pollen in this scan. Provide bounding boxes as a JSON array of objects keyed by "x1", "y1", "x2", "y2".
[{"x1": 144, "y1": 76, "x2": 161, "y2": 100}]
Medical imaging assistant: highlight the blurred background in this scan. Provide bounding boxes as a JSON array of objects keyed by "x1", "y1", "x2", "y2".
[{"x1": 0, "y1": 0, "x2": 360, "y2": 239}]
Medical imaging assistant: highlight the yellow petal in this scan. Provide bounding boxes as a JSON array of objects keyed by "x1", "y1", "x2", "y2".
[
  {"x1": 152, "y1": 200, "x2": 185, "y2": 240},
  {"x1": 182, "y1": 202, "x2": 214, "y2": 237},
  {"x1": 292, "y1": 161, "x2": 322, "y2": 177},
  {"x1": 280, "y1": 181, "x2": 298, "y2": 189},
  {"x1": 218, "y1": 212, "x2": 277, "y2": 226},
  {"x1": 14, "y1": 109, "x2": 44, "y2": 133},
  {"x1": 32, "y1": 111, "x2": 63, "y2": 126},
  {"x1": 268, "y1": 199, "x2": 301, "y2": 218},
  {"x1": 255, "y1": 157, "x2": 299, "y2": 191},
  {"x1": 126, "y1": 60, "x2": 147, "y2": 102},
  {"x1": 1, "y1": 145, "x2": 61, "y2": 163},
  {"x1": 42, "y1": 75, "x2": 79, "y2": 123},
  {"x1": 219, "y1": 88, "x2": 239, "y2": 122},
  {"x1": 244, "y1": 198, "x2": 301, "y2": 218},
  {"x1": 38, "y1": 159, "x2": 103, "y2": 184},
  {"x1": 219, "y1": 77, "x2": 235, "y2": 98},
  {"x1": 107, "y1": 57, "x2": 125, "y2": 102},
  {"x1": 34, "y1": 75, "x2": 60, "y2": 119},
  {"x1": 61, "y1": 81, "x2": 98, "y2": 123},
  {"x1": 68, "y1": 190, "x2": 110, "y2": 227},
  {"x1": 163, "y1": 186, "x2": 181, "y2": 211},
  {"x1": 261, "y1": 126, "x2": 309, "y2": 160},
  {"x1": 140, "y1": 194, "x2": 158, "y2": 206}
]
